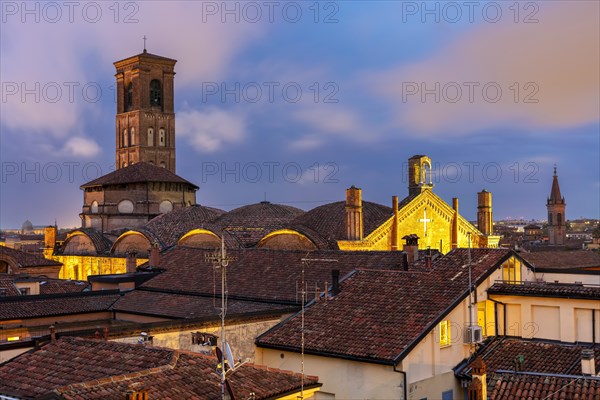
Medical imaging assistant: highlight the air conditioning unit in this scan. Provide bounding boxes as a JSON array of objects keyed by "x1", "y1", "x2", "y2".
[{"x1": 464, "y1": 325, "x2": 483, "y2": 344}]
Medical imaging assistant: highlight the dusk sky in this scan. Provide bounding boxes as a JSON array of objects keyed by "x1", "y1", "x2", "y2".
[{"x1": 1, "y1": 1, "x2": 599, "y2": 229}]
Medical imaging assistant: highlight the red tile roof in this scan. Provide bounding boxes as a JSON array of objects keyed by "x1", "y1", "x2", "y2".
[
  {"x1": 38, "y1": 278, "x2": 90, "y2": 294},
  {"x1": 0, "y1": 275, "x2": 20, "y2": 296},
  {"x1": 113, "y1": 289, "x2": 297, "y2": 319},
  {"x1": 80, "y1": 162, "x2": 198, "y2": 189},
  {"x1": 488, "y1": 282, "x2": 600, "y2": 300},
  {"x1": 256, "y1": 249, "x2": 512, "y2": 363},
  {"x1": 0, "y1": 337, "x2": 319, "y2": 399},
  {"x1": 489, "y1": 374, "x2": 599, "y2": 400},
  {"x1": 0, "y1": 245, "x2": 62, "y2": 267},
  {"x1": 457, "y1": 338, "x2": 600, "y2": 400},
  {"x1": 520, "y1": 250, "x2": 600, "y2": 271},
  {"x1": 0, "y1": 291, "x2": 119, "y2": 320},
  {"x1": 142, "y1": 247, "x2": 409, "y2": 304}
]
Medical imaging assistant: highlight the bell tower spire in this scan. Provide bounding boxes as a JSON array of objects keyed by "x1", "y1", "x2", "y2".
[
  {"x1": 546, "y1": 165, "x2": 566, "y2": 245},
  {"x1": 113, "y1": 49, "x2": 177, "y2": 173}
]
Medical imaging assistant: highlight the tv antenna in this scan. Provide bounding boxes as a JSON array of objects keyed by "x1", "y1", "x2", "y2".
[
  {"x1": 205, "y1": 232, "x2": 243, "y2": 400},
  {"x1": 298, "y1": 256, "x2": 338, "y2": 399}
]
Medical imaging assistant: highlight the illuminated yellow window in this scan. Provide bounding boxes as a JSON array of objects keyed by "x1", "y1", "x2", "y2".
[
  {"x1": 502, "y1": 256, "x2": 521, "y2": 283},
  {"x1": 439, "y1": 320, "x2": 451, "y2": 347},
  {"x1": 477, "y1": 301, "x2": 496, "y2": 337}
]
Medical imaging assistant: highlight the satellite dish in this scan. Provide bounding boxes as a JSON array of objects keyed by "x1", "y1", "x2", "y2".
[{"x1": 224, "y1": 341, "x2": 235, "y2": 370}]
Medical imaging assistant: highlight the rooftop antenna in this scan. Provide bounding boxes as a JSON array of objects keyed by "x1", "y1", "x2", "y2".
[
  {"x1": 143, "y1": 35, "x2": 147, "y2": 53},
  {"x1": 206, "y1": 231, "x2": 241, "y2": 400},
  {"x1": 467, "y1": 232, "x2": 475, "y2": 353},
  {"x1": 299, "y1": 256, "x2": 338, "y2": 399}
]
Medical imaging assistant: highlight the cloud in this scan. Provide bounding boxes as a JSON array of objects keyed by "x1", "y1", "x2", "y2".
[
  {"x1": 61, "y1": 137, "x2": 101, "y2": 158},
  {"x1": 177, "y1": 108, "x2": 246, "y2": 153},
  {"x1": 369, "y1": 1, "x2": 600, "y2": 136}
]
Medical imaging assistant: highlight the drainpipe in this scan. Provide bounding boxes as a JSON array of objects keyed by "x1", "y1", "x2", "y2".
[{"x1": 393, "y1": 364, "x2": 408, "y2": 400}]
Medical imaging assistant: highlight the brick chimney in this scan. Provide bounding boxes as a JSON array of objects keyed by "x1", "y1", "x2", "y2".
[
  {"x1": 582, "y1": 349, "x2": 596, "y2": 375},
  {"x1": 452, "y1": 198, "x2": 459, "y2": 249},
  {"x1": 477, "y1": 190, "x2": 493, "y2": 235},
  {"x1": 345, "y1": 186, "x2": 363, "y2": 240},
  {"x1": 43, "y1": 225, "x2": 57, "y2": 258},
  {"x1": 391, "y1": 196, "x2": 399, "y2": 250},
  {"x1": 149, "y1": 242, "x2": 160, "y2": 267},
  {"x1": 126, "y1": 251, "x2": 137, "y2": 274},
  {"x1": 402, "y1": 234, "x2": 419, "y2": 263},
  {"x1": 468, "y1": 356, "x2": 487, "y2": 400}
]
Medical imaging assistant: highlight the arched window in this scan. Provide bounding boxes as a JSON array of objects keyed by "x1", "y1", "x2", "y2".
[
  {"x1": 126, "y1": 82, "x2": 133, "y2": 111},
  {"x1": 548, "y1": 213, "x2": 553, "y2": 225},
  {"x1": 130, "y1": 128, "x2": 135, "y2": 145},
  {"x1": 150, "y1": 79, "x2": 162, "y2": 107},
  {"x1": 557, "y1": 213, "x2": 562, "y2": 226},
  {"x1": 122, "y1": 162, "x2": 128, "y2": 168},
  {"x1": 160, "y1": 161, "x2": 166, "y2": 168},
  {"x1": 91, "y1": 201, "x2": 98, "y2": 214},
  {"x1": 123, "y1": 129, "x2": 128, "y2": 147},
  {"x1": 148, "y1": 128, "x2": 154, "y2": 146},
  {"x1": 159, "y1": 129, "x2": 166, "y2": 146}
]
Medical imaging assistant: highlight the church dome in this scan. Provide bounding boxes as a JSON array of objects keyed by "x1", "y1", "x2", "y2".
[
  {"x1": 144, "y1": 205, "x2": 226, "y2": 247},
  {"x1": 216, "y1": 202, "x2": 305, "y2": 247},
  {"x1": 21, "y1": 220, "x2": 34, "y2": 232}
]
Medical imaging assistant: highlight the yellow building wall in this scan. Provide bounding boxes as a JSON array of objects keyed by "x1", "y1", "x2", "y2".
[{"x1": 52, "y1": 254, "x2": 147, "y2": 281}]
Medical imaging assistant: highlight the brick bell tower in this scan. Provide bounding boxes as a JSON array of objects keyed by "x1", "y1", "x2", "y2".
[
  {"x1": 547, "y1": 165, "x2": 566, "y2": 245},
  {"x1": 114, "y1": 48, "x2": 177, "y2": 173}
]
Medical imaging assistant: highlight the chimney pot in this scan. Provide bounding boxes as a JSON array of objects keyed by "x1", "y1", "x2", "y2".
[
  {"x1": 582, "y1": 349, "x2": 596, "y2": 375},
  {"x1": 49, "y1": 325, "x2": 56, "y2": 342},
  {"x1": 103, "y1": 327, "x2": 109, "y2": 341},
  {"x1": 126, "y1": 251, "x2": 137, "y2": 274},
  {"x1": 149, "y1": 242, "x2": 161, "y2": 267}
]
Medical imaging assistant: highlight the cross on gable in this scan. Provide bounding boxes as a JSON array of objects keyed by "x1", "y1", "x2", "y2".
[{"x1": 419, "y1": 208, "x2": 433, "y2": 237}]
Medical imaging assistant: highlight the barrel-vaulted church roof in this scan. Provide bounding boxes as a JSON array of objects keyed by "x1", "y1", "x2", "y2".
[
  {"x1": 142, "y1": 205, "x2": 226, "y2": 248},
  {"x1": 215, "y1": 202, "x2": 305, "y2": 247},
  {"x1": 80, "y1": 162, "x2": 198, "y2": 189},
  {"x1": 290, "y1": 201, "x2": 393, "y2": 248}
]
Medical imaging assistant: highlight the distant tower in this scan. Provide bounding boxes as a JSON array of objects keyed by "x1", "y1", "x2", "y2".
[
  {"x1": 114, "y1": 48, "x2": 177, "y2": 173},
  {"x1": 547, "y1": 166, "x2": 566, "y2": 245},
  {"x1": 477, "y1": 190, "x2": 493, "y2": 235},
  {"x1": 408, "y1": 155, "x2": 434, "y2": 196}
]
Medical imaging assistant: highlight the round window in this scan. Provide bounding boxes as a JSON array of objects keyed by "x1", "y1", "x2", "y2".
[
  {"x1": 159, "y1": 200, "x2": 173, "y2": 214},
  {"x1": 118, "y1": 200, "x2": 134, "y2": 214}
]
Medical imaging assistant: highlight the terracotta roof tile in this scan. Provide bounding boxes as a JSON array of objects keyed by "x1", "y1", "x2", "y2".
[
  {"x1": 216, "y1": 202, "x2": 305, "y2": 247},
  {"x1": 80, "y1": 162, "x2": 198, "y2": 189},
  {"x1": 142, "y1": 205, "x2": 226, "y2": 247},
  {"x1": 0, "y1": 275, "x2": 20, "y2": 296},
  {"x1": 0, "y1": 291, "x2": 119, "y2": 320},
  {"x1": 0, "y1": 336, "x2": 173, "y2": 398},
  {"x1": 290, "y1": 201, "x2": 393, "y2": 247},
  {"x1": 143, "y1": 247, "x2": 409, "y2": 303},
  {"x1": 488, "y1": 282, "x2": 600, "y2": 299},
  {"x1": 256, "y1": 249, "x2": 512, "y2": 363},
  {"x1": 489, "y1": 374, "x2": 600, "y2": 400},
  {"x1": 0, "y1": 245, "x2": 62, "y2": 267},
  {"x1": 520, "y1": 250, "x2": 600, "y2": 271},
  {"x1": 0, "y1": 337, "x2": 319, "y2": 399},
  {"x1": 38, "y1": 278, "x2": 90, "y2": 294},
  {"x1": 112, "y1": 290, "x2": 296, "y2": 319}
]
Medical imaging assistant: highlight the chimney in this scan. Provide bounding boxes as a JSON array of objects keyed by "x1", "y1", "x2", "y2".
[
  {"x1": 425, "y1": 255, "x2": 432, "y2": 270},
  {"x1": 452, "y1": 198, "x2": 459, "y2": 249},
  {"x1": 126, "y1": 251, "x2": 137, "y2": 274},
  {"x1": 477, "y1": 190, "x2": 493, "y2": 235},
  {"x1": 149, "y1": 242, "x2": 160, "y2": 267},
  {"x1": 43, "y1": 225, "x2": 57, "y2": 258},
  {"x1": 402, "y1": 252, "x2": 409, "y2": 271},
  {"x1": 468, "y1": 356, "x2": 487, "y2": 400},
  {"x1": 345, "y1": 186, "x2": 363, "y2": 240},
  {"x1": 402, "y1": 234, "x2": 419, "y2": 263},
  {"x1": 582, "y1": 349, "x2": 596, "y2": 375},
  {"x1": 103, "y1": 327, "x2": 109, "y2": 341},
  {"x1": 391, "y1": 196, "x2": 399, "y2": 250},
  {"x1": 331, "y1": 269, "x2": 340, "y2": 296},
  {"x1": 49, "y1": 325, "x2": 56, "y2": 342}
]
